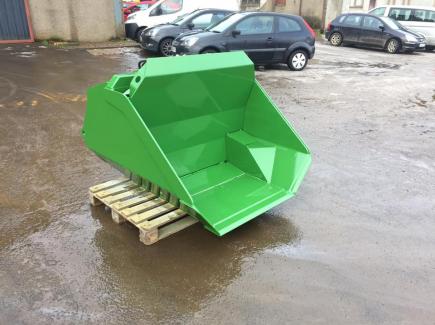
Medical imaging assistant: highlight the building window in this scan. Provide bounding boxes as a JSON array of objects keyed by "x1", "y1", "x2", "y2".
[
  {"x1": 350, "y1": 0, "x2": 363, "y2": 8},
  {"x1": 241, "y1": 0, "x2": 260, "y2": 5}
]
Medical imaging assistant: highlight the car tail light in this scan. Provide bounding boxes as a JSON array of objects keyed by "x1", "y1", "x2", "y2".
[
  {"x1": 326, "y1": 22, "x2": 332, "y2": 32},
  {"x1": 303, "y1": 19, "x2": 316, "y2": 38}
]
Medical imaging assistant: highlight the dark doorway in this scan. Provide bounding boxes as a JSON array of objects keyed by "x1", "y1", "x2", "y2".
[{"x1": 0, "y1": 0, "x2": 34, "y2": 43}]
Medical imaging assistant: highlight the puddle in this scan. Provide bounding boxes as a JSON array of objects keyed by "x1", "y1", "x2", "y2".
[
  {"x1": 87, "y1": 47, "x2": 142, "y2": 57},
  {"x1": 320, "y1": 60, "x2": 400, "y2": 70},
  {"x1": 10, "y1": 51, "x2": 37, "y2": 58}
]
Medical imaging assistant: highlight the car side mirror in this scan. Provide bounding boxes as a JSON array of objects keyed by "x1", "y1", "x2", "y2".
[
  {"x1": 232, "y1": 29, "x2": 241, "y2": 37},
  {"x1": 187, "y1": 23, "x2": 194, "y2": 29},
  {"x1": 379, "y1": 25, "x2": 385, "y2": 31}
]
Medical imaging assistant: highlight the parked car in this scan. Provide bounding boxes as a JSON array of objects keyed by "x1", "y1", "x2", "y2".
[
  {"x1": 123, "y1": 1, "x2": 136, "y2": 9},
  {"x1": 140, "y1": 9, "x2": 233, "y2": 56},
  {"x1": 125, "y1": 0, "x2": 239, "y2": 41},
  {"x1": 124, "y1": 1, "x2": 157, "y2": 21},
  {"x1": 325, "y1": 13, "x2": 426, "y2": 53},
  {"x1": 369, "y1": 5, "x2": 435, "y2": 51},
  {"x1": 172, "y1": 12, "x2": 316, "y2": 71}
]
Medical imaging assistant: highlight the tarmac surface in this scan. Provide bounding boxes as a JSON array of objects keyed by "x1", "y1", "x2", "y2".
[{"x1": 0, "y1": 42, "x2": 434, "y2": 324}]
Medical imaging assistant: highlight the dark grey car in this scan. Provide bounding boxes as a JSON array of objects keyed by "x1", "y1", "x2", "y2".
[
  {"x1": 140, "y1": 9, "x2": 233, "y2": 56},
  {"x1": 172, "y1": 12, "x2": 316, "y2": 71},
  {"x1": 325, "y1": 14, "x2": 426, "y2": 53}
]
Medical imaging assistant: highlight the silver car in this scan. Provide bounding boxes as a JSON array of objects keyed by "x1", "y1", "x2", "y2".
[{"x1": 369, "y1": 5, "x2": 435, "y2": 50}]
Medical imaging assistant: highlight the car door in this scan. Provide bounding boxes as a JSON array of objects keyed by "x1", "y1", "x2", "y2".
[
  {"x1": 273, "y1": 16, "x2": 304, "y2": 62},
  {"x1": 226, "y1": 15, "x2": 275, "y2": 63},
  {"x1": 341, "y1": 15, "x2": 363, "y2": 43},
  {"x1": 359, "y1": 16, "x2": 387, "y2": 48}
]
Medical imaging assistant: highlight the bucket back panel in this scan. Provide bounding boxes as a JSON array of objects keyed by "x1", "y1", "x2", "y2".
[{"x1": 129, "y1": 53, "x2": 254, "y2": 177}]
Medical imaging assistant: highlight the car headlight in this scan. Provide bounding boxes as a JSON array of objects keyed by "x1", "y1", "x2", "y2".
[
  {"x1": 183, "y1": 37, "x2": 199, "y2": 47},
  {"x1": 145, "y1": 28, "x2": 157, "y2": 37},
  {"x1": 127, "y1": 13, "x2": 136, "y2": 21},
  {"x1": 405, "y1": 34, "x2": 418, "y2": 42}
]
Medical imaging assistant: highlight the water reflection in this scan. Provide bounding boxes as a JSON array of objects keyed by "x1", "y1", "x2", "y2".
[{"x1": 90, "y1": 206, "x2": 301, "y2": 322}]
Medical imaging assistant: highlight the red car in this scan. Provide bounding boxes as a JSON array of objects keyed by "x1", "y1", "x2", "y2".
[{"x1": 123, "y1": 1, "x2": 157, "y2": 21}]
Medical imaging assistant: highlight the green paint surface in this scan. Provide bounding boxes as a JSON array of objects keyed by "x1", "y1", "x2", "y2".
[{"x1": 82, "y1": 52, "x2": 311, "y2": 236}]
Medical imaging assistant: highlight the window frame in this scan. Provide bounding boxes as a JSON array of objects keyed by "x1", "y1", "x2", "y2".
[
  {"x1": 233, "y1": 15, "x2": 275, "y2": 36},
  {"x1": 343, "y1": 14, "x2": 363, "y2": 27},
  {"x1": 190, "y1": 12, "x2": 214, "y2": 29},
  {"x1": 276, "y1": 16, "x2": 302, "y2": 33},
  {"x1": 241, "y1": 0, "x2": 261, "y2": 5},
  {"x1": 362, "y1": 16, "x2": 384, "y2": 30},
  {"x1": 349, "y1": 0, "x2": 363, "y2": 8},
  {"x1": 210, "y1": 12, "x2": 230, "y2": 26},
  {"x1": 388, "y1": 7, "x2": 412, "y2": 22},
  {"x1": 412, "y1": 9, "x2": 435, "y2": 22}
]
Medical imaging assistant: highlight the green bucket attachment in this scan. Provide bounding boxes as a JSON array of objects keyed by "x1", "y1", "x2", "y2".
[{"x1": 82, "y1": 52, "x2": 311, "y2": 236}]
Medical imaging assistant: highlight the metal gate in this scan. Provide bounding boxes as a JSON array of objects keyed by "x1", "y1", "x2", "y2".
[{"x1": 0, "y1": 0, "x2": 34, "y2": 43}]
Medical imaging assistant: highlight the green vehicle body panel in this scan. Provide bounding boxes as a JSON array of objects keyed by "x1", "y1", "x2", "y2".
[{"x1": 82, "y1": 52, "x2": 311, "y2": 236}]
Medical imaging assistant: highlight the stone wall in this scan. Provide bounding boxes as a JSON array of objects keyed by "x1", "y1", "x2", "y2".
[
  {"x1": 261, "y1": 0, "x2": 344, "y2": 29},
  {"x1": 28, "y1": 0, "x2": 124, "y2": 41}
]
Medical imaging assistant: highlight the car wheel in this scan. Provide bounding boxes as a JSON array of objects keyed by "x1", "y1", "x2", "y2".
[
  {"x1": 159, "y1": 38, "x2": 174, "y2": 57},
  {"x1": 288, "y1": 50, "x2": 308, "y2": 71},
  {"x1": 330, "y1": 32, "x2": 343, "y2": 46},
  {"x1": 386, "y1": 38, "x2": 400, "y2": 54},
  {"x1": 201, "y1": 48, "x2": 218, "y2": 54}
]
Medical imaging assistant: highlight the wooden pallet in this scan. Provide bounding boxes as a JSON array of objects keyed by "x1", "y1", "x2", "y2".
[{"x1": 89, "y1": 178, "x2": 198, "y2": 245}]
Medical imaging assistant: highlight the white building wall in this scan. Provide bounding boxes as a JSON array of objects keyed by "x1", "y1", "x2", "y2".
[{"x1": 345, "y1": 0, "x2": 435, "y2": 13}]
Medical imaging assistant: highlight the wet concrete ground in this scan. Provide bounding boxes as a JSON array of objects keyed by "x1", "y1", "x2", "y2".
[{"x1": 1, "y1": 42, "x2": 434, "y2": 324}]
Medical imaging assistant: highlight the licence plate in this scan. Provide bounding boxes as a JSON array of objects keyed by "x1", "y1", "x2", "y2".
[{"x1": 419, "y1": 43, "x2": 425, "y2": 47}]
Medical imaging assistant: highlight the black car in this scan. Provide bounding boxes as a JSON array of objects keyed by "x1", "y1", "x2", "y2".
[
  {"x1": 140, "y1": 9, "x2": 233, "y2": 56},
  {"x1": 325, "y1": 13, "x2": 426, "y2": 53},
  {"x1": 172, "y1": 12, "x2": 316, "y2": 71}
]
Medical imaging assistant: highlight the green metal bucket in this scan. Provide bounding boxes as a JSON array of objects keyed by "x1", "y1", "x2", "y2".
[{"x1": 82, "y1": 52, "x2": 311, "y2": 236}]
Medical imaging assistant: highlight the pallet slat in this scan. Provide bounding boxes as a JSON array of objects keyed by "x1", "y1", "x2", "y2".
[
  {"x1": 89, "y1": 179, "x2": 197, "y2": 245},
  {"x1": 89, "y1": 178, "x2": 129, "y2": 193},
  {"x1": 120, "y1": 197, "x2": 166, "y2": 218},
  {"x1": 94, "y1": 181, "x2": 137, "y2": 199},
  {"x1": 129, "y1": 203, "x2": 175, "y2": 225},
  {"x1": 140, "y1": 209, "x2": 187, "y2": 231},
  {"x1": 112, "y1": 192, "x2": 156, "y2": 210},
  {"x1": 102, "y1": 188, "x2": 147, "y2": 205}
]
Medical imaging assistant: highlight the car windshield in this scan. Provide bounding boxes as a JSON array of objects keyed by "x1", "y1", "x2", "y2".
[
  {"x1": 379, "y1": 16, "x2": 404, "y2": 30},
  {"x1": 207, "y1": 13, "x2": 244, "y2": 33},
  {"x1": 171, "y1": 12, "x2": 190, "y2": 25}
]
